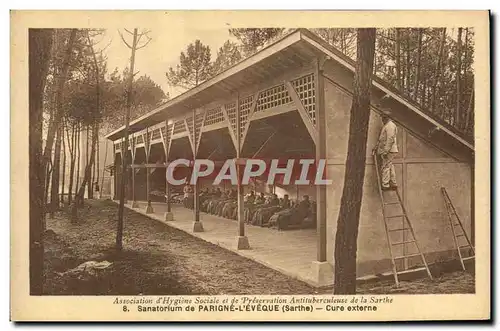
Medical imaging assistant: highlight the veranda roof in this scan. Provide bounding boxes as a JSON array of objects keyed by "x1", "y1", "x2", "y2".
[{"x1": 105, "y1": 28, "x2": 474, "y2": 162}]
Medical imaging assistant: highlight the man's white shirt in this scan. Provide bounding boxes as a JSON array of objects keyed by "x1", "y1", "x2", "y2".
[{"x1": 377, "y1": 120, "x2": 399, "y2": 154}]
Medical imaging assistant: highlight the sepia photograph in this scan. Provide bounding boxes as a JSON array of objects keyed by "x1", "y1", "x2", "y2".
[{"x1": 12, "y1": 10, "x2": 490, "y2": 321}]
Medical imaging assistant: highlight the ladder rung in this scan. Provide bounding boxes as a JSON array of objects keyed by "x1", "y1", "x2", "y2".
[
  {"x1": 462, "y1": 256, "x2": 475, "y2": 261},
  {"x1": 386, "y1": 214, "x2": 405, "y2": 219},
  {"x1": 392, "y1": 240, "x2": 416, "y2": 246},
  {"x1": 394, "y1": 253, "x2": 421, "y2": 260},
  {"x1": 387, "y1": 228, "x2": 410, "y2": 232},
  {"x1": 389, "y1": 227, "x2": 410, "y2": 232},
  {"x1": 396, "y1": 266, "x2": 427, "y2": 275},
  {"x1": 459, "y1": 245, "x2": 472, "y2": 249},
  {"x1": 456, "y1": 234, "x2": 465, "y2": 237},
  {"x1": 384, "y1": 202, "x2": 400, "y2": 206}
]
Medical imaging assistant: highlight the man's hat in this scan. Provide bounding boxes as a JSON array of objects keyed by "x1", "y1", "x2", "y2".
[{"x1": 377, "y1": 95, "x2": 393, "y2": 117}]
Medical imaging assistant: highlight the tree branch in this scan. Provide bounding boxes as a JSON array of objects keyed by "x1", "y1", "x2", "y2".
[
  {"x1": 85, "y1": 28, "x2": 107, "y2": 47},
  {"x1": 136, "y1": 36, "x2": 152, "y2": 50},
  {"x1": 118, "y1": 30, "x2": 132, "y2": 49},
  {"x1": 135, "y1": 33, "x2": 143, "y2": 47},
  {"x1": 99, "y1": 37, "x2": 113, "y2": 54}
]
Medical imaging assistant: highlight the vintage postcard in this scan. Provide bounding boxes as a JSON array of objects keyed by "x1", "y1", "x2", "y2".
[{"x1": 11, "y1": 10, "x2": 490, "y2": 321}]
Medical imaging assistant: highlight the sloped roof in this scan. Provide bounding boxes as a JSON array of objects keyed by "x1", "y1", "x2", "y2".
[{"x1": 106, "y1": 28, "x2": 474, "y2": 161}]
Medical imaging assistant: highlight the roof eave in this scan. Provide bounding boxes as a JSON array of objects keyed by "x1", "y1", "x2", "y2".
[
  {"x1": 105, "y1": 28, "x2": 474, "y2": 159},
  {"x1": 105, "y1": 29, "x2": 304, "y2": 141}
]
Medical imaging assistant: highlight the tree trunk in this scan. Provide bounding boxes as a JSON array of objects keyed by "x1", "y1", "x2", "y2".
[
  {"x1": 86, "y1": 125, "x2": 92, "y2": 199},
  {"x1": 92, "y1": 151, "x2": 96, "y2": 197},
  {"x1": 455, "y1": 27, "x2": 463, "y2": 128},
  {"x1": 44, "y1": 159, "x2": 52, "y2": 212},
  {"x1": 96, "y1": 123, "x2": 100, "y2": 197},
  {"x1": 28, "y1": 29, "x2": 53, "y2": 295},
  {"x1": 71, "y1": 32, "x2": 102, "y2": 220},
  {"x1": 462, "y1": 28, "x2": 469, "y2": 131},
  {"x1": 29, "y1": 28, "x2": 53, "y2": 295},
  {"x1": 431, "y1": 28, "x2": 447, "y2": 114},
  {"x1": 89, "y1": 125, "x2": 94, "y2": 198},
  {"x1": 100, "y1": 139, "x2": 108, "y2": 199},
  {"x1": 61, "y1": 120, "x2": 66, "y2": 206},
  {"x1": 49, "y1": 125, "x2": 62, "y2": 218},
  {"x1": 333, "y1": 28, "x2": 376, "y2": 294},
  {"x1": 421, "y1": 80, "x2": 426, "y2": 109},
  {"x1": 76, "y1": 123, "x2": 81, "y2": 195},
  {"x1": 91, "y1": 127, "x2": 96, "y2": 197},
  {"x1": 464, "y1": 89, "x2": 474, "y2": 135},
  {"x1": 405, "y1": 30, "x2": 411, "y2": 95},
  {"x1": 67, "y1": 122, "x2": 76, "y2": 205},
  {"x1": 117, "y1": 28, "x2": 139, "y2": 251},
  {"x1": 43, "y1": 160, "x2": 52, "y2": 209},
  {"x1": 414, "y1": 29, "x2": 423, "y2": 101},
  {"x1": 41, "y1": 29, "x2": 77, "y2": 192},
  {"x1": 92, "y1": 129, "x2": 96, "y2": 196},
  {"x1": 395, "y1": 28, "x2": 401, "y2": 90},
  {"x1": 71, "y1": 122, "x2": 98, "y2": 221}
]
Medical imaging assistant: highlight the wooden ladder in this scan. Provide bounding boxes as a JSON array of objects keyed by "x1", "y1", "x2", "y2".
[
  {"x1": 440, "y1": 187, "x2": 475, "y2": 270},
  {"x1": 373, "y1": 154, "x2": 433, "y2": 286}
]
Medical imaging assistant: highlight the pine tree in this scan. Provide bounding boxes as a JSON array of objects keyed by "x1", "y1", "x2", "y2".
[
  {"x1": 212, "y1": 40, "x2": 242, "y2": 75},
  {"x1": 165, "y1": 40, "x2": 212, "y2": 89},
  {"x1": 29, "y1": 28, "x2": 54, "y2": 295},
  {"x1": 229, "y1": 28, "x2": 285, "y2": 56},
  {"x1": 333, "y1": 28, "x2": 377, "y2": 294}
]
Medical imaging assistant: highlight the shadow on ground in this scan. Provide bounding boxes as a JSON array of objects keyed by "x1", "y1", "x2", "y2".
[{"x1": 42, "y1": 199, "x2": 475, "y2": 295}]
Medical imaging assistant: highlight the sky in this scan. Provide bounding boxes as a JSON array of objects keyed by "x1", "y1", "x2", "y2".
[{"x1": 97, "y1": 25, "x2": 236, "y2": 99}]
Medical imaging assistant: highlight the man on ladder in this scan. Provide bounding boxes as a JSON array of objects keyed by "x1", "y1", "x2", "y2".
[
  {"x1": 374, "y1": 97, "x2": 399, "y2": 191},
  {"x1": 371, "y1": 97, "x2": 433, "y2": 284}
]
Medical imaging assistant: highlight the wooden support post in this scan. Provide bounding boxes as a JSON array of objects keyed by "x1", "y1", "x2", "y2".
[
  {"x1": 402, "y1": 129, "x2": 408, "y2": 269},
  {"x1": 166, "y1": 174, "x2": 172, "y2": 214},
  {"x1": 235, "y1": 93, "x2": 250, "y2": 250},
  {"x1": 122, "y1": 139, "x2": 128, "y2": 204},
  {"x1": 131, "y1": 136, "x2": 139, "y2": 208},
  {"x1": 164, "y1": 172, "x2": 173, "y2": 220},
  {"x1": 310, "y1": 59, "x2": 332, "y2": 286},
  {"x1": 112, "y1": 144, "x2": 117, "y2": 200},
  {"x1": 192, "y1": 109, "x2": 204, "y2": 232},
  {"x1": 131, "y1": 169, "x2": 138, "y2": 208},
  {"x1": 124, "y1": 168, "x2": 129, "y2": 204},
  {"x1": 471, "y1": 155, "x2": 475, "y2": 246},
  {"x1": 162, "y1": 120, "x2": 173, "y2": 221},
  {"x1": 145, "y1": 168, "x2": 153, "y2": 214},
  {"x1": 116, "y1": 157, "x2": 121, "y2": 201},
  {"x1": 144, "y1": 128, "x2": 154, "y2": 214},
  {"x1": 315, "y1": 62, "x2": 327, "y2": 263}
]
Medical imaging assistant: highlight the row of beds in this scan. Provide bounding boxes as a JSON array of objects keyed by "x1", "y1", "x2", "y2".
[{"x1": 184, "y1": 190, "x2": 317, "y2": 231}]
